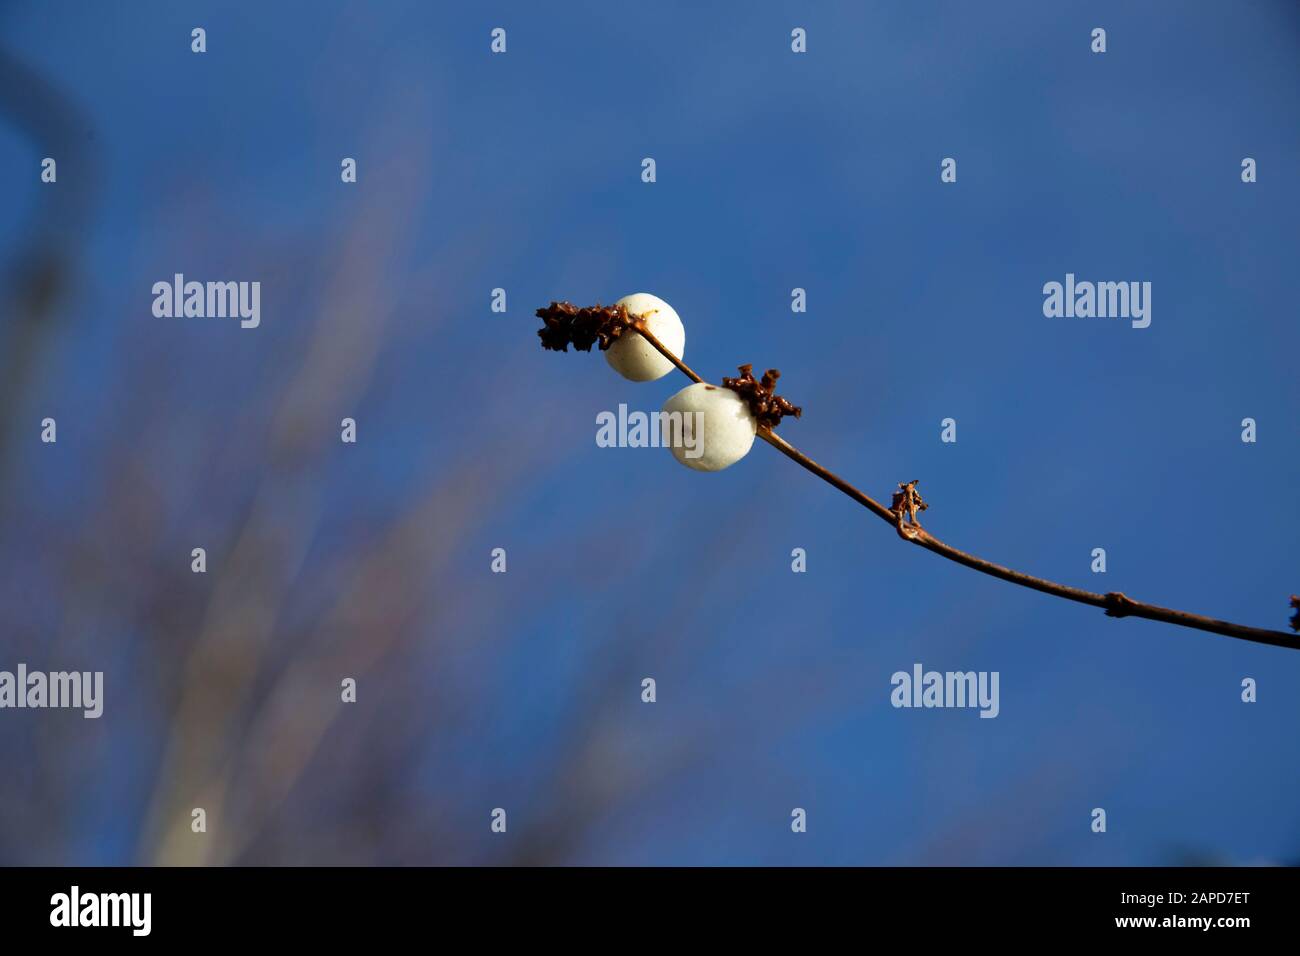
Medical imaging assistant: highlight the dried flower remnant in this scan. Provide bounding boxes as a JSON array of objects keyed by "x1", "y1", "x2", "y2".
[
  {"x1": 721, "y1": 364, "x2": 802, "y2": 429},
  {"x1": 890, "y1": 480, "x2": 929, "y2": 539},
  {"x1": 1291, "y1": 595, "x2": 1300, "y2": 633},
  {"x1": 535, "y1": 301, "x2": 634, "y2": 353}
]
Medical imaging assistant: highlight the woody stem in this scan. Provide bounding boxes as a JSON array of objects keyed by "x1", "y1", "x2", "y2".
[{"x1": 630, "y1": 321, "x2": 1297, "y2": 651}]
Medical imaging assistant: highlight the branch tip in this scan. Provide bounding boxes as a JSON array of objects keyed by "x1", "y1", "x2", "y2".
[{"x1": 536, "y1": 300, "x2": 634, "y2": 353}]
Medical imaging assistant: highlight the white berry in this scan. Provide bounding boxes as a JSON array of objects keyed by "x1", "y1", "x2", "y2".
[
  {"x1": 661, "y1": 382, "x2": 757, "y2": 472},
  {"x1": 604, "y1": 292, "x2": 685, "y2": 382}
]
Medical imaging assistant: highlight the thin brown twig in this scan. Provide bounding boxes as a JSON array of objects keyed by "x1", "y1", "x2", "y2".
[{"x1": 625, "y1": 319, "x2": 1298, "y2": 652}]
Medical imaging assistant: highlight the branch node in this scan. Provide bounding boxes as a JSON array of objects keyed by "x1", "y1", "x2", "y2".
[
  {"x1": 1105, "y1": 592, "x2": 1139, "y2": 618},
  {"x1": 1290, "y1": 595, "x2": 1300, "y2": 633}
]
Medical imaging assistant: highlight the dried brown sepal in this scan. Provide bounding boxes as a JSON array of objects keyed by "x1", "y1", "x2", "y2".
[
  {"x1": 721, "y1": 363, "x2": 802, "y2": 429},
  {"x1": 1290, "y1": 595, "x2": 1300, "y2": 633},
  {"x1": 890, "y1": 479, "x2": 929, "y2": 535},
  {"x1": 536, "y1": 300, "x2": 635, "y2": 352}
]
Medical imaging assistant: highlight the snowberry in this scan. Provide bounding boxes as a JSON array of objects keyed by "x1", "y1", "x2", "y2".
[
  {"x1": 604, "y1": 292, "x2": 685, "y2": 382},
  {"x1": 661, "y1": 382, "x2": 757, "y2": 472}
]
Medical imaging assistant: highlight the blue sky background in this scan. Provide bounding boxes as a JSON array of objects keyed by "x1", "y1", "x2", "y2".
[{"x1": 0, "y1": 0, "x2": 1297, "y2": 865}]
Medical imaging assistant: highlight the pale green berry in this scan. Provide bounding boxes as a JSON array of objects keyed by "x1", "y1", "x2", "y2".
[
  {"x1": 605, "y1": 293, "x2": 685, "y2": 382},
  {"x1": 661, "y1": 382, "x2": 757, "y2": 472}
]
